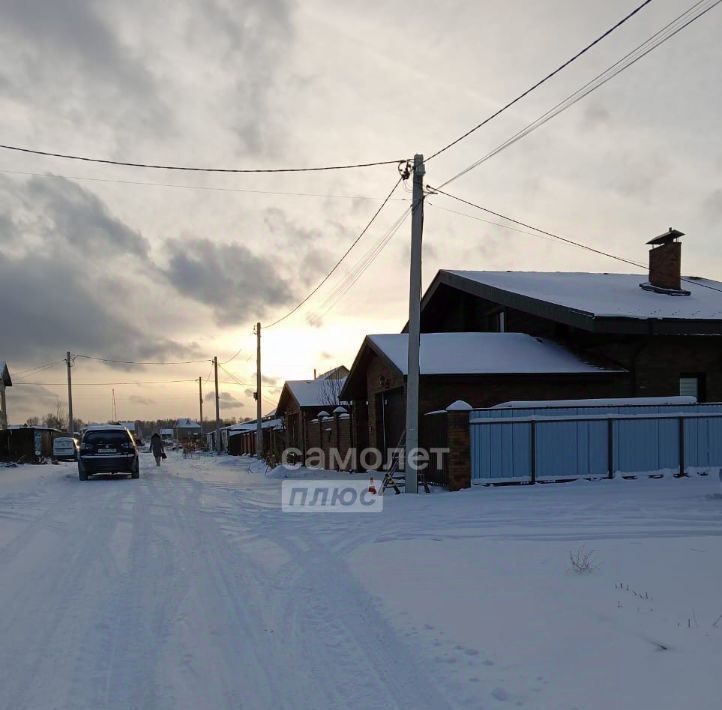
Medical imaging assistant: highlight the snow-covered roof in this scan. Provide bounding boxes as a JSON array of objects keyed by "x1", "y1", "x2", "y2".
[
  {"x1": 160, "y1": 428, "x2": 174, "y2": 436},
  {"x1": 491, "y1": 395, "x2": 697, "y2": 409},
  {"x1": 175, "y1": 418, "x2": 201, "y2": 429},
  {"x1": 83, "y1": 424, "x2": 130, "y2": 432},
  {"x1": 228, "y1": 417, "x2": 283, "y2": 435},
  {"x1": 447, "y1": 271, "x2": 722, "y2": 320},
  {"x1": 283, "y1": 378, "x2": 348, "y2": 408},
  {"x1": 1, "y1": 361, "x2": 11, "y2": 387},
  {"x1": 366, "y1": 333, "x2": 623, "y2": 376}
]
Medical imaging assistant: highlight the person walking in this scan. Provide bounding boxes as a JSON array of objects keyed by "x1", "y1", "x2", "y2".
[{"x1": 149, "y1": 432, "x2": 165, "y2": 466}]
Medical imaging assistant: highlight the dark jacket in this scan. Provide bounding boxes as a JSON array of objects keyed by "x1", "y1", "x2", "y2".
[{"x1": 150, "y1": 435, "x2": 164, "y2": 456}]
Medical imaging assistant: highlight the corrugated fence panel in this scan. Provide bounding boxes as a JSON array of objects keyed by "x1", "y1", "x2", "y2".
[
  {"x1": 536, "y1": 420, "x2": 608, "y2": 478},
  {"x1": 685, "y1": 417, "x2": 722, "y2": 468},
  {"x1": 613, "y1": 418, "x2": 679, "y2": 473},
  {"x1": 470, "y1": 421, "x2": 531, "y2": 480},
  {"x1": 470, "y1": 403, "x2": 722, "y2": 483}
]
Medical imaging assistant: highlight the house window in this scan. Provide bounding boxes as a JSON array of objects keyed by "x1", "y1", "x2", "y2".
[{"x1": 679, "y1": 374, "x2": 706, "y2": 401}]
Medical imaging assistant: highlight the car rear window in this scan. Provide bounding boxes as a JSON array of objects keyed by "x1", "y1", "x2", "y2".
[
  {"x1": 55, "y1": 438, "x2": 74, "y2": 445},
  {"x1": 84, "y1": 431, "x2": 133, "y2": 446}
]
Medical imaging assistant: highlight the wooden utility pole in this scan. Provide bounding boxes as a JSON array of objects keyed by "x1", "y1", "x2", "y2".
[
  {"x1": 66, "y1": 351, "x2": 74, "y2": 436},
  {"x1": 198, "y1": 376, "x2": 204, "y2": 440},
  {"x1": 255, "y1": 322, "x2": 263, "y2": 456},
  {"x1": 404, "y1": 154, "x2": 425, "y2": 493},
  {"x1": 213, "y1": 356, "x2": 221, "y2": 452}
]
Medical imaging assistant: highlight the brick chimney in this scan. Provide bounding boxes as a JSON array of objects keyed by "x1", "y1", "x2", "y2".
[{"x1": 641, "y1": 228, "x2": 689, "y2": 295}]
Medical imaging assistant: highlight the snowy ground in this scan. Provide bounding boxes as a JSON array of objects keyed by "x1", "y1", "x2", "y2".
[{"x1": 0, "y1": 453, "x2": 720, "y2": 710}]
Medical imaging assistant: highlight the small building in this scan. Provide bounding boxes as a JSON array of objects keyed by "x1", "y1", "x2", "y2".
[
  {"x1": 0, "y1": 425, "x2": 62, "y2": 463},
  {"x1": 227, "y1": 417, "x2": 284, "y2": 456},
  {"x1": 175, "y1": 418, "x2": 201, "y2": 442},
  {"x1": 0, "y1": 361, "x2": 11, "y2": 431},
  {"x1": 275, "y1": 367, "x2": 349, "y2": 460},
  {"x1": 160, "y1": 428, "x2": 174, "y2": 442}
]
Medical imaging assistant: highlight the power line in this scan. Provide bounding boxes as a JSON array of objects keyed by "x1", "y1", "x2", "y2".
[
  {"x1": 14, "y1": 359, "x2": 66, "y2": 377},
  {"x1": 75, "y1": 354, "x2": 210, "y2": 365},
  {"x1": 0, "y1": 143, "x2": 406, "y2": 174},
  {"x1": 220, "y1": 343, "x2": 251, "y2": 366},
  {"x1": 15, "y1": 378, "x2": 199, "y2": 386},
  {"x1": 438, "y1": 0, "x2": 721, "y2": 189},
  {"x1": 426, "y1": 0, "x2": 654, "y2": 163},
  {"x1": 428, "y1": 185, "x2": 722, "y2": 295},
  {"x1": 426, "y1": 200, "x2": 560, "y2": 243},
  {"x1": 264, "y1": 174, "x2": 405, "y2": 328},
  {"x1": 0, "y1": 167, "x2": 410, "y2": 202},
  {"x1": 308, "y1": 206, "x2": 413, "y2": 323},
  {"x1": 218, "y1": 364, "x2": 254, "y2": 387}
]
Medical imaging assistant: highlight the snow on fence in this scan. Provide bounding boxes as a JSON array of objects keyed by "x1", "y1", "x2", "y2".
[{"x1": 469, "y1": 402, "x2": 722, "y2": 483}]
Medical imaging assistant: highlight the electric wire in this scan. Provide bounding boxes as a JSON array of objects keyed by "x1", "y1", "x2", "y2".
[
  {"x1": 264, "y1": 175, "x2": 404, "y2": 328},
  {"x1": 438, "y1": 0, "x2": 721, "y2": 189},
  {"x1": 309, "y1": 206, "x2": 413, "y2": 323},
  {"x1": 0, "y1": 167, "x2": 410, "y2": 201},
  {"x1": 428, "y1": 186, "x2": 722, "y2": 295},
  {"x1": 75, "y1": 354, "x2": 210, "y2": 365},
  {"x1": 0, "y1": 144, "x2": 405, "y2": 174},
  {"x1": 14, "y1": 360, "x2": 66, "y2": 377},
  {"x1": 15, "y1": 378, "x2": 199, "y2": 386},
  {"x1": 426, "y1": 0, "x2": 654, "y2": 163}
]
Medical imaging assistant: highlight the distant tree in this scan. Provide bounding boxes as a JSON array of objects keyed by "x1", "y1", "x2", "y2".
[
  {"x1": 320, "y1": 375, "x2": 345, "y2": 409},
  {"x1": 43, "y1": 413, "x2": 65, "y2": 430},
  {"x1": 25, "y1": 416, "x2": 40, "y2": 426}
]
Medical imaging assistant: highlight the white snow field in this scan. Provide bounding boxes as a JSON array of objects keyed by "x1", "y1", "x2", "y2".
[{"x1": 0, "y1": 454, "x2": 720, "y2": 710}]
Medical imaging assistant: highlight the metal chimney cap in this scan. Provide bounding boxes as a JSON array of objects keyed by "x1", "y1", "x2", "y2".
[{"x1": 647, "y1": 227, "x2": 685, "y2": 246}]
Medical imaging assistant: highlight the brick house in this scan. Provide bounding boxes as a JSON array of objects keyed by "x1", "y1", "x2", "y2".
[
  {"x1": 341, "y1": 230, "x2": 722, "y2": 468},
  {"x1": 415, "y1": 231, "x2": 722, "y2": 402},
  {"x1": 340, "y1": 332, "x2": 626, "y2": 465},
  {"x1": 275, "y1": 366, "x2": 349, "y2": 460}
]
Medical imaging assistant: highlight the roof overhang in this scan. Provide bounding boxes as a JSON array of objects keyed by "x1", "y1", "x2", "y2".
[{"x1": 416, "y1": 271, "x2": 722, "y2": 335}]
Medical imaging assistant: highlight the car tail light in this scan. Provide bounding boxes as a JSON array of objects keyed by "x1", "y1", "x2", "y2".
[{"x1": 80, "y1": 442, "x2": 92, "y2": 451}]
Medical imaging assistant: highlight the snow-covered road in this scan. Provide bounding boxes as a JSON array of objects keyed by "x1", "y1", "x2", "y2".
[
  {"x1": 1, "y1": 453, "x2": 721, "y2": 709},
  {"x1": 0, "y1": 453, "x2": 448, "y2": 710}
]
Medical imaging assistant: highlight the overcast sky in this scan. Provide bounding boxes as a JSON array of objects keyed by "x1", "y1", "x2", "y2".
[{"x1": 2, "y1": 0, "x2": 721, "y2": 424}]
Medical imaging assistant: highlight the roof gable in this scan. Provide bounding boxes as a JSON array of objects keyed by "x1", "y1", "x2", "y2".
[
  {"x1": 420, "y1": 270, "x2": 722, "y2": 334},
  {"x1": 342, "y1": 332, "x2": 623, "y2": 399},
  {"x1": 1, "y1": 361, "x2": 11, "y2": 387}
]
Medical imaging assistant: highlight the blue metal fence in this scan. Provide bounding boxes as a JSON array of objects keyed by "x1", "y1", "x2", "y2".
[{"x1": 470, "y1": 403, "x2": 722, "y2": 483}]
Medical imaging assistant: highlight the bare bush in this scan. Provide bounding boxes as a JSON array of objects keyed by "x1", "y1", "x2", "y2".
[{"x1": 569, "y1": 546, "x2": 597, "y2": 574}]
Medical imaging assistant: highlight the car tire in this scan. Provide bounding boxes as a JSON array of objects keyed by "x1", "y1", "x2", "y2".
[
  {"x1": 131, "y1": 460, "x2": 140, "y2": 479},
  {"x1": 78, "y1": 464, "x2": 88, "y2": 481}
]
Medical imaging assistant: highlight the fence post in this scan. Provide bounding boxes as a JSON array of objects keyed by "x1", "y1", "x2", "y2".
[
  {"x1": 678, "y1": 416, "x2": 686, "y2": 477},
  {"x1": 446, "y1": 400, "x2": 472, "y2": 491},
  {"x1": 607, "y1": 417, "x2": 614, "y2": 479},
  {"x1": 530, "y1": 420, "x2": 537, "y2": 484}
]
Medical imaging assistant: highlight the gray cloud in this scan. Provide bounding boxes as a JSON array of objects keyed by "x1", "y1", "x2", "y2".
[
  {"x1": 128, "y1": 395, "x2": 155, "y2": 406},
  {"x1": 0, "y1": 0, "x2": 168, "y2": 134},
  {"x1": 21, "y1": 176, "x2": 149, "y2": 257},
  {"x1": 0, "y1": 176, "x2": 200, "y2": 364},
  {"x1": 163, "y1": 237, "x2": 295, "y2": 324},
  {"x1": 191, "y1": 0, "x2": 295, "y2": 154},
  {"x1": 6, "y1": 384, "x2": 62, "y2": 425},
  {"x1": 204, "y1": 391, "x2": 243, "y2": 410}
]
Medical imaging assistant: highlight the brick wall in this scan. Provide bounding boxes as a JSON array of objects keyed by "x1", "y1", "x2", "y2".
[
  {"x1": 366, "y1": 352, "x2": 404, "y2": 451},
  {"x1": 649, "y1": 242, "x2": 681, "y2": 290}
]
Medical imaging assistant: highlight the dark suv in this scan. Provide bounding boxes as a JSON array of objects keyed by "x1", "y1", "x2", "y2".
[{"x1": 78, "y1": 426, "x2": 140, "y2": 480}]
